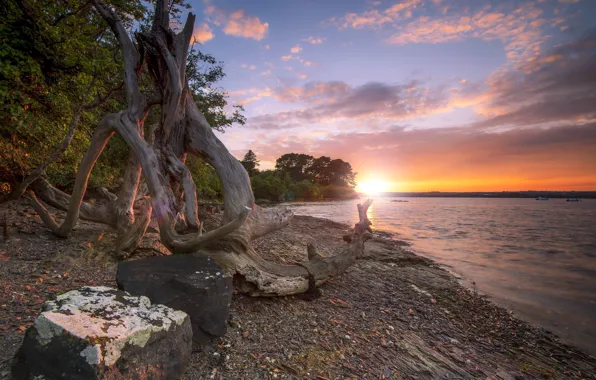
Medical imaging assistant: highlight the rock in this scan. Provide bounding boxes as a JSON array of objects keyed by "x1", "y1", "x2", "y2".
[
  {"x1": 116, "y1": 255, "x2": 232, "y2": 346},
  {"x1": 11, "y1": 286, "x2": 192, "y2": 380}
]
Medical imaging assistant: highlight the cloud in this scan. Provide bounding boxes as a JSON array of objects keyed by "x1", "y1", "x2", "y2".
[
  {"x1": 247, "y1": 80, "x2": 449, "y2": 130},
  {"x1": 473, "y1": 27, "x2": 596, "y2": 128},
  {"x1": 193, "y1": 23, "x2": 214, "y2": 43},
  {"x1": 331, "y1": 0, "x2": 420, "y2": 29},
  {"x1": 281, "y1": 55, "x2": 294, "y2": 61},
  {"x1": 272, "y1": 81, "x2": 350, "y2": 103},
  {"x1": 290, "y1": 45, "x2": 302, "y2": 53},
  {"x1": 303, "y1": 36, "x2": 325, "y2": 45},
  {"x1": 230, "y1": 88, "x2": 272, "y2": 105},
  {"x1": 384, "y1": 2, "x2": 548, "y2": 64},
  {"x1": 234, "y1": 121, "x2": 596, "y2": 191},
  {"x1": 204, "y1": 4, "x2": 268, "y2": 40}
]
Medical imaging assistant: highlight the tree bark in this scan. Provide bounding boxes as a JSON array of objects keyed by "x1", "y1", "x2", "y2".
[{"x1": 26, "y1": 0, "x2": 374, "y2": 296}]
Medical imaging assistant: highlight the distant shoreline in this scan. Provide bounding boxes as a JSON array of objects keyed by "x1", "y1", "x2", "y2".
[
  {"x1": 263, "y1": 191, "x2": 596, "y2": 202},
  {"x1": 366, "y1": 191, "x2": 596, "y2": 199}
]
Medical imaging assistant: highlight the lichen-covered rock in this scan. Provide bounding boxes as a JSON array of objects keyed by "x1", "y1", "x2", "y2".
[
  {"x1": 11, "y1": 286, "x2": 192, "y2": 380},
  {"x1": 116, "y1": 255, "x2": 232, "y2": 346}
]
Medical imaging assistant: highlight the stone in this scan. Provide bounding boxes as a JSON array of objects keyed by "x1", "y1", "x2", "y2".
[
  {"x1": 11, "y1": 286, "x2": 192, "y2": 380},
  {"x1": 116, "y1": 255, "x2": 232, "y2": 346}
]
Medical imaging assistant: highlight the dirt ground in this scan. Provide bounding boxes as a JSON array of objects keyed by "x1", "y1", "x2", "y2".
[{"x1": 1, "y1": 200, "x2": 595, "y2": 379}]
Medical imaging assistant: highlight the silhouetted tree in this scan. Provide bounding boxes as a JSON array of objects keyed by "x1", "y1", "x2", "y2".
[
  {"x1": 240, "y1": 150, "x2": 260, "y2": 176},
  {"x1": 275, "y1": 153, "x2": 315, "y2": 181}
]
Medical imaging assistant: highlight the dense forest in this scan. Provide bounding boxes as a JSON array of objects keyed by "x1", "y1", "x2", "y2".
[{"x1": 240, "y1": 151, "x2": 358, "y2": 201}]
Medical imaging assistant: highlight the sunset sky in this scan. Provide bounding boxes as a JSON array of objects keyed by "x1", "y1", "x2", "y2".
[{"x1": 186, "y1": 0, "x2": 596, "y2": 191}]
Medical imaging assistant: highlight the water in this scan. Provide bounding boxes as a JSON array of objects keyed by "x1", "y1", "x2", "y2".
[{"x1": 282, "y1": 197, "x2": 596, "y2": 354}]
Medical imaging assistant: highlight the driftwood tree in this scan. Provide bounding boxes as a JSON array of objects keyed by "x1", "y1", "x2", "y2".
[{"x1": 26, "y1": 0, "x2": 373, "y2": 296}]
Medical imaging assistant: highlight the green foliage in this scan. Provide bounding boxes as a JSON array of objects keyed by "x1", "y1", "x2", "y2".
[
  {"x1": 185, "y1": 155, "x2": 222, "y2": 200},
  {"x1": 0, "y1": 0, "x2": 129, "y2": 190},
  {"x1": 0, "y1": 0, "x2": 245, "y2": 197},
  {"x1": 251, "y1": 170, "x2": 292, "y2": 201},
  {"x1": 276, "y1": 153, "x2": 357, "y2": 188},
  {"x1": 187, "y1": 48, "x2": 246, "y2": 132},
  {"x1": 289, "y1": 179, "x2": 322, "y2": 200},
  {"x1": 275, "y1": 153, "x2": 314, "y2": 182},
  {"x1": 250, "y1": 152, "x2": 357, "y2": 201}
]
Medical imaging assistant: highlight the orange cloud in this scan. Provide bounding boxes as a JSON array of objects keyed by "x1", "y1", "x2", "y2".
[
  {"x1": 224, "y1": 10, "x2": 268, "y2": 40},
  {"x1": 193, "y1": 23, "x2": 214, "y2": 44},
  {"x1": 205, "y1": 5, "x2": 268, "y2": 40},
  {"x1": 385, "y1": 3, "x2": 548, "y2": 65},
  {"x1": 281, "y1": 55, "x2": 294, "y2": 61},
  {"x1": 333, "y1": 0, "x2": 420, "y2": 29},
  {"x1": 230, "y1": 88, "x2": 272, "y2": 105},
  {"x1": 290, "y1": 45, "x2": 302, "y2": 53}
]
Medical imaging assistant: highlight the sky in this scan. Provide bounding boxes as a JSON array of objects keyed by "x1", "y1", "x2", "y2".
[{"x1": 184, "y1": 0, "x2": 596, "y2": 192}]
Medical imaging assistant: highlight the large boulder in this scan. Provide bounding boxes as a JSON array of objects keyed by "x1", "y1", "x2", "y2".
[
  {"x1": 116, "y1": 255, "x2": 233, "y2": 346},
  {"x1": 12, "y1": 286, "x2": 192, "y2": 380}
]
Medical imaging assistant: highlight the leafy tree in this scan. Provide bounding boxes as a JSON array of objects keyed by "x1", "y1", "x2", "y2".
[
  {"x1": 0, "y1": 0, "x2": 244, "y2": 198},
  {"x1": 289, "y1": 179, "x2": 321, "y2": 200},
  {"x1": 185, "y1": 155, "x2": 222, "y2": 200},
  {"x1": 187, "y1": 47, "x2": 246, "y2": 132},
  {"x1": 251, "y1": 170, "x2": 290, "y2": 201},
  {"x1": 276, "y1": 153, "x2": 357, "y2": 189},
  {"x1": 307, "y1": 156, "x2": 332, "y2": 185},
  {"x1": 0, "y1": 0, "x2": 133, "y2": 192},
  {"x1": 240, "y1": 150, "x2": 260, "y2": 177},
  {"x1": 275, "y1": 153, "x2": 315, "y2": 182},
  {"x1": 326, "y1": 159, "x2": 357, "y2": 187}
]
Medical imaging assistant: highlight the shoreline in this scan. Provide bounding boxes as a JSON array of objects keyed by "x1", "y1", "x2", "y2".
[
  {"x1": 1, "y1": 201, "x2": 596, "y2": 378},
  {"x1": 286, "y1": 198, "x2": 596, "y2": 358}
]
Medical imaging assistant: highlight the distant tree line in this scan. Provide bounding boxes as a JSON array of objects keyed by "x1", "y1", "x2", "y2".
[{"x1": 240, "y1": 151, "x2": 357, "y2": 201}]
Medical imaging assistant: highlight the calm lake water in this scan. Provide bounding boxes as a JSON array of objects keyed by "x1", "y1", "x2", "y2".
[{"x1": 282, "y1": 197, "x2": 596, "y2": 354}]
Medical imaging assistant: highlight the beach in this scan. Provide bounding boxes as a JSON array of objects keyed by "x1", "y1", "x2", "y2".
[{"x1": 1, "y1": 200, "x2": 595, "y2": 379}]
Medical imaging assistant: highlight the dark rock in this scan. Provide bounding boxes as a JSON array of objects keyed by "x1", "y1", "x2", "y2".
[
  {"x1": 11, "y1": 286, "x2": 192, "y2": 380},
  {"x1": 116, "y1": 255, "x2": 233, "y2": 346}
]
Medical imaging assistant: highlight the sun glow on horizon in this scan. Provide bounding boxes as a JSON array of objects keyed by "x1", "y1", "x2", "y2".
[{"x1": 356, "y1": 180, "x2": 390, "y2": 195}]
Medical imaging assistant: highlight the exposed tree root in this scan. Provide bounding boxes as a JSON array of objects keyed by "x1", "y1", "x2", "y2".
[{"x1": 22, "y1": 0, "x2": 374, "y2": 296}]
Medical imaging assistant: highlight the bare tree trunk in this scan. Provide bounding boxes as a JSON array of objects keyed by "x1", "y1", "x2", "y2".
[{"x1": 26, "y1": 0, "x2": 374, "y2": 296}]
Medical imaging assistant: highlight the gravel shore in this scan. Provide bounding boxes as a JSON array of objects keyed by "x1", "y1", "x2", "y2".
[{"x1": 1, "y1": 201, "x2": 595, "y2": 379}]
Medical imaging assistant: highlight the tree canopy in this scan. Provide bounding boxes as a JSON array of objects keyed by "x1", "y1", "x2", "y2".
[
  {"x1": 0, "y1": 0, "x2": 243, "y2": 199},
  {"x1": 243, "y1": 151, "x2": 357, "y2": 201}
]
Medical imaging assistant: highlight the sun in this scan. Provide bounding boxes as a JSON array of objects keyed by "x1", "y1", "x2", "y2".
[{"x1": 356, "y1": 180, "x2": 390, "y2": 195}]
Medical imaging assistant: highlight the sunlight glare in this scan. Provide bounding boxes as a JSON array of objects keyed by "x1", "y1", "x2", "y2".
[{"x1": 356, "y1": 180, "x2": 390, "y2": 195}]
